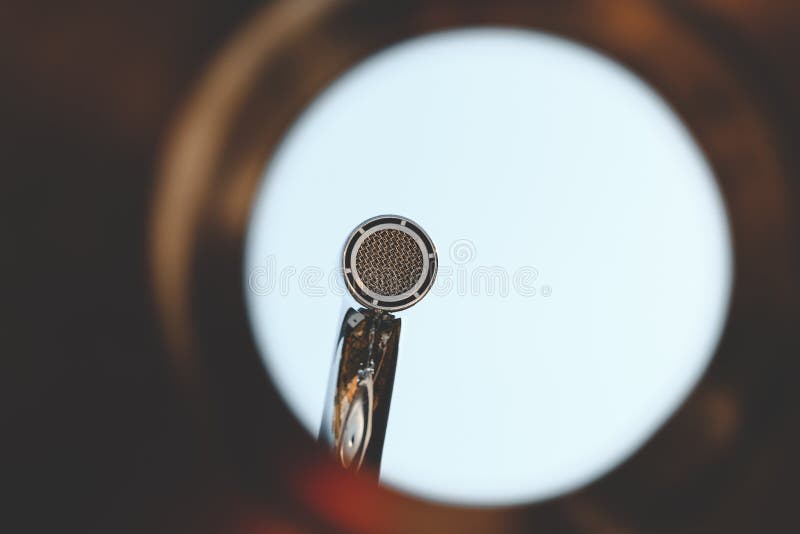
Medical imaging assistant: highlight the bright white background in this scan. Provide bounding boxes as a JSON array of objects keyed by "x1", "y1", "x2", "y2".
[{"x1": 244, "y1": 28, "x2": 732, "y2": 506}]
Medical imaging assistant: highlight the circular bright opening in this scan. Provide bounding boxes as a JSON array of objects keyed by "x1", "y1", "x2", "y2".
[{"x1": 244, "y1": 28, "x2": 733, "y2": 506}]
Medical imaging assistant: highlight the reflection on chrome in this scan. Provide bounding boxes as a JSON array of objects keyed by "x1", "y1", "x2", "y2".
[{"x1": 319, "y1": 215, "x2": 437, "y2": 473}]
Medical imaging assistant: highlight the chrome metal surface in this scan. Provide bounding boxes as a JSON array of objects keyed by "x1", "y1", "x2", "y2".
[
  {"x1": 319, "y1": 305, "x2": 402, "y2": 473},
  {"x1": 338, "y1": 373, "x2": 373, "y2": 469}
]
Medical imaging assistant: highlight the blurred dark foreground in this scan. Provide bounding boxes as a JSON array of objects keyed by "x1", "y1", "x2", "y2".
[{"x1": 2, "y1": 1, "x2": 800, "y2": 533}]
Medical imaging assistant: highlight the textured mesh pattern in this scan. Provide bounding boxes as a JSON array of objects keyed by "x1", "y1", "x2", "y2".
[{"x1": 355, "y1": 229, "x2": 424, "y2": 296}]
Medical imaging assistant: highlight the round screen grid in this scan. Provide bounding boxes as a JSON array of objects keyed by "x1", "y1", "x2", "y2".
[{"x1": 355, "y1": 228, "x2": 424, "y2": 297}]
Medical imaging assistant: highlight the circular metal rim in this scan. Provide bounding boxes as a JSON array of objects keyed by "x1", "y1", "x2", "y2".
[
  {"x1": 350, "y1": 223, "x2": 430, "y2": 303},
  {"x1": 342, "y1": 214, "x2": 438, "y2": 311}
]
